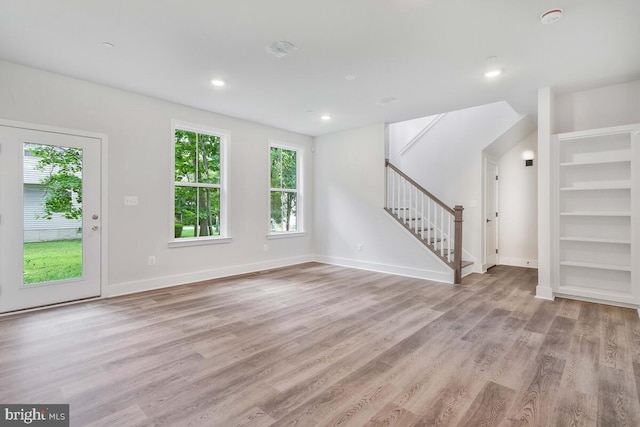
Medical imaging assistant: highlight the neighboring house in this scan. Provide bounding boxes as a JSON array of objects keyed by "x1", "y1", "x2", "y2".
[{"x1": 23, "y1": 151, "x2": 82, "y2": 243}]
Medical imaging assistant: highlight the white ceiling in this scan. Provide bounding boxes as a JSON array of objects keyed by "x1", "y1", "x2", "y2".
[{"x1": 1, "y1": 0, "x2": 638, "y2": 136}]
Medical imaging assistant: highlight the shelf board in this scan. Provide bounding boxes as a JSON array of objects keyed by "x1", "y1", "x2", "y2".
[
  {"x1": 560, "y1": 211, "x2": 631, "y2": 217},
  {"x1": 560, "y1": 261, "x2": 631, "y2": 272},
  {"x1": 555, "y1": 124, "x2": 638, "y2": 140},
  {"x1": 560, "y1": 237, "x2": 631, "y2": 244},
  {"x1": 560, "y1": 158, "x2": 631, "y2": 167},
  {"x1": 560, "y1": 184, "x2": 631, "y2": 191}
]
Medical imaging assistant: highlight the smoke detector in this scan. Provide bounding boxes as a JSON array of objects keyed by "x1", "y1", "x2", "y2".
[
  {"x1": 265, "y1": 41, "x2": 297, "y2": 58},
  {"x1": 540, "y1": 9, "x2": 563, "y2": 25}
]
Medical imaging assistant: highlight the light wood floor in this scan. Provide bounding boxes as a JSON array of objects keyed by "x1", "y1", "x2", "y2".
[{"x1": 1, "y1": 263, "x2": 639, "y2": 426}]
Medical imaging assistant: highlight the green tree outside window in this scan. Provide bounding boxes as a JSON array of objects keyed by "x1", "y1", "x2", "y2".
[
  {"x1": 270, "y1": 146, "x2": 298, "y2": 232},
  {"x1": 174, "y1": 129, "x2": 222, "y2": 238}
]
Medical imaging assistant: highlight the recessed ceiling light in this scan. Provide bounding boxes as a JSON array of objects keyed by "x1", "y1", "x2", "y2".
[
  {"x1": 377, "y1": 97, "x2": 399, "y2": 105},
  {"x1": 102, "y1": 42, "x2": 114, "y2": 48},
  {"x1": 211, "y1": 79, "x2": 225, "y2": 87},
  {"x1": 484, "y1": 68, "x2": 503, "y2": 78},
  {"x1": 321, "y1": 115, "x2": 331, "y2": 121},
  {"x1": 265, "y1": 41, "x2": 297, "y2": 58},
  {"x1": 344, "y1": 75, "x2": 356, "y2": 81},
  {"x1": 483, "y1": 56, "x2": 503, "y2": 78},
  {"x1": 540, "y1": 9, "x2": 563, "y2": 25}
]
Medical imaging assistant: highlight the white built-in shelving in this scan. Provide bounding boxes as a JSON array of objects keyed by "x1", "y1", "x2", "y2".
[{"x1": 554, "y1": 124, "x2": 638, "y2": 306}]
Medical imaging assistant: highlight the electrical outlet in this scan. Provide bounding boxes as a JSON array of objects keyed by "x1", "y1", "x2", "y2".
[
  {"x1": 125, "y1": 196, "x2": 138, "y2": 206},
  {"x1": 148, "y1": 256, "x2": 156, "y2": 266},
  {"x1": 357, "y1": 243, "x2": 363, "y2": 252},
  {"x1": 263, "y1": 244, "x2": 268, "y2": 252}
]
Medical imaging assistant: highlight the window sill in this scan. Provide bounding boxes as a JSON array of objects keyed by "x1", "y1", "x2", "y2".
[
  {"x1": 266, "y1": 232, "x2": 307, "y2": 240},
  {"x1": 168, "y1": 236, "x2": 232, "y2": 248}
]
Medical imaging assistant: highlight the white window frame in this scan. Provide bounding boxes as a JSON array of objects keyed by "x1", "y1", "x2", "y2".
[
  {"x1": 267, "y1": 140, "x2": 304, "y2": 238},
  {"x1": 170, "y1": 120, "x2": 230, "y2": 247}
]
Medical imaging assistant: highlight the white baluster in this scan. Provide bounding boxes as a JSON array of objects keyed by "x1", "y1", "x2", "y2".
[
  {"x1": 408, "y1": 181, "x2": 412, "y2": 225},
  {"x1": 434, "y1": 201, "x2": 438, "y2": 247},
  {"x1": 390, "y1": 170, "x2": 394, "y2": 212},
  {"x1": 413, "y1": 187, "x2": 420, "y2": 234},
  {"x1": 440, "y1": 206, "x2": 444, "y2": 256},
  {"x1": 427, "y1": 198, "x2": 431, "y2": 244},
  {"x1": 397, "y1": 175, "x2": 401, "y2": 218},
  {"x1": 420, "y1": 193, "x2": 425, "y2": 239},
  {"x1": 448, "y1": 213, "x2": 452, "y2": 262}
]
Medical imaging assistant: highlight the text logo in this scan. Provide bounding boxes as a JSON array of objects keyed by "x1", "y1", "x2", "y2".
[{"x1": 1, "y1": 405, "x2": 69, "y2": 426}]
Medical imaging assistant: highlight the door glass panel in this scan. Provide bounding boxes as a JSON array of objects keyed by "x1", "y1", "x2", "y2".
[{"x1": 23, "y1": 143, "x2": 83, "y2": 284}]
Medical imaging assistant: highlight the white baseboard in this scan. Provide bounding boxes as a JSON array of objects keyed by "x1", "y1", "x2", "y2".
[
  {"x1": 499, "y1": 257, "x2": 538, "y2": 269},
  {"x1": 554, "y1": 292, "x2": 639, "y2": 311},
  {"x1": 105, "y1": 255, "x2": 315, "y2": 298},
  {"x1": 535, "y1": 284, "x2": 555, "y2": 301},
  {"x1": 314, "y1": 255, "x2": 453, "y2": 284},
  {"x1": 464, "y1": 263, "x2": 482, "y2": 275}
]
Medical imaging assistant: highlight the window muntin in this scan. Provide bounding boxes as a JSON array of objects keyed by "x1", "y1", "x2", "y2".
[
  {"x1": 269, "y1": 144, "x2": 301, "y2": 233},
  {"x1": 173, "y1": 125, "x2": 226, "y2": 240}
]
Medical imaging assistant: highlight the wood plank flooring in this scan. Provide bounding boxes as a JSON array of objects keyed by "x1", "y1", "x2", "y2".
[{"x1": 1, "y1": 263, "x2": 639, "y2": 426}]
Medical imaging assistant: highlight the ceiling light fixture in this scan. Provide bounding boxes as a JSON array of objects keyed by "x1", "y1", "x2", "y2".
[
  {"x1": 321, "y1": 115, "x2": 331, "y2": 121},
  {"x1": 483, "y1": 56, "x2": 503, "y2": 78},
  {"x1": 540, "y1": 9, "x2": 563, "y2": 25},
  {"x1": 211, "y1": 79, "x2": 225, "y2": 87},
  {"x1": 265, "y1": 41, "x2": 297, "y2": 58},
  {"x1": 102, "y1": 42, "x2": 114, "y2": 48},
  {"x1": 344, "y1": 75, "x2": 356, "y2": 81},
  {"x1": 484, "y1": 68, "x2": 503, "y2": 78}
]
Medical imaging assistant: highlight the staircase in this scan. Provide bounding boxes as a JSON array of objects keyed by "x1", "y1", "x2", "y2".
[{"x1": 384, "y1": 160, "x2": 472, "y2": 284}]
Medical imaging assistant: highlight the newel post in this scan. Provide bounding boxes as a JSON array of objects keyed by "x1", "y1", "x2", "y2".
[{"x1": 453, "y1": 205, "x2": 464, "y2": 284}]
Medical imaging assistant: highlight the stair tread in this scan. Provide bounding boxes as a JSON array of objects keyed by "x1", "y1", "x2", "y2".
[{"x1": 385, "y1": 205, "x2": 468, "y2": 282}]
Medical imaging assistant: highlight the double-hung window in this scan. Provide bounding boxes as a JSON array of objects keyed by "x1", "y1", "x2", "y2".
[
  {"x1": 172, "y1": 122, "x2": 228, "y2": 242},
  {"x1": 269, "y1": 142, "x2": 302, "y2": 234}
]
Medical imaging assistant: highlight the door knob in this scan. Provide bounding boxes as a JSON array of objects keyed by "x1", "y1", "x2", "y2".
[{"x1": 92, "y1": 225, "x2": 99, "y2": 231}]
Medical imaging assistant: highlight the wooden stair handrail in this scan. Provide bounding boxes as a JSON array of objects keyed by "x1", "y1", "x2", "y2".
[
  {"x1": 385, "y1": 159, "x2": 455, "y2": 215},
  {"x1": 385, "y1": 159, "x2": 465, "y2": 284}
]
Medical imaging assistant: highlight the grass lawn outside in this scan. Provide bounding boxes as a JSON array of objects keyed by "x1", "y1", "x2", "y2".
[
  {"x1": 23, "y1": 239, "x2": 82, "y2": 284},
  {"x1": 178, "y1": 226, "x2": 219, "y2": 238}
]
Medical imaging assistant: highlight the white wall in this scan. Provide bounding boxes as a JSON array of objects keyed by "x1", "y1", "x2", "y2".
[
  {"x1": 497, "y1": 131, "x2": 538, "y2": 268},
  {"x1": 388, "y1": 115, "x2": 439, "y2": 165},
  {"x1": 314, "y1": 123, "x2": 452, "y2": 282},
  {"x1": 0, "y1": 60, "x2": 314, "y2": 296},
  {"x1": 388, "y1": 101, "x2": 520, "y2": 269},
  {"x1": 554, "y1": 80, "x2": 640, "y2": 133},
  {"x1": 536, "y1": 87, "x2": 555, "y2": 300}
]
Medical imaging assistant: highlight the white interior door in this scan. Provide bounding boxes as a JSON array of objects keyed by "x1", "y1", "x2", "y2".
[
  {"x1": 0, "y1": 124, "x2": 101, "y2": 313},
  {"x1": 485, "y1": 160, "x2": 498, "y2": 269}
]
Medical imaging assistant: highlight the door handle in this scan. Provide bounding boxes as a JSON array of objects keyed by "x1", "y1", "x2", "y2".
[
  {"x1": 92, "y1": 225, "x2": 99, "y2": 231},
  {"x1": 486, "y1": 219, "x2": 492, "y2": 223}
]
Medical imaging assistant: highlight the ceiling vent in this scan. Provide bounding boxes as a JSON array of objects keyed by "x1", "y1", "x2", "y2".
[{"x1": 265, "y1": 41, "x2": 297, "y2": 58}]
